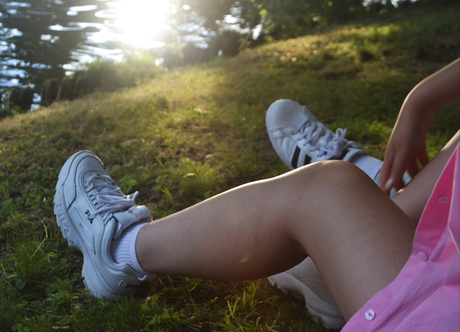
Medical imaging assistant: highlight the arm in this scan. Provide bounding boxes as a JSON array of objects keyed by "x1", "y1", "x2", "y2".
[{"x1": 380, "y1": 58, "x2": 460, "y2": 196}]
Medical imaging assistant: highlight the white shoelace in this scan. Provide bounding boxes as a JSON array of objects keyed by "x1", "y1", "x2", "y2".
[
  {"x1": 293, "y1": 116, "x2": 354, "y2": 158},
  {"x1": 86, "y1": 173, "x2": 138, "y2": 221}
]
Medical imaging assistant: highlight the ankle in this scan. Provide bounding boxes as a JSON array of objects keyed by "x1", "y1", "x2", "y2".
[
  {"x1": 111, "y1": 222, "x2": 149, "y2": 275},
  {"x1": 347, "y1": 154, "x2": 382, "y2": 182}
]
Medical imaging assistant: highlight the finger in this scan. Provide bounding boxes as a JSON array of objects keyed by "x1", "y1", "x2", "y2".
[
  {"x1": 418, "y1": 147, "x2": 430, "y2": 167},
  {"x1": 407, "y1": 159, "x2": 419, "y2": 178},
  {"x1": 380, "y1": 157, "x2": 394, "y2": 195},
  {"x1": 393, "y1": 176, "x2": 406, "y2": 192},
  {"x1": 385, "y1": 169, "x2": 406, "y2": 194},
  {"x1": 382, "y1": 168, "x2": 402, "y2": 196},
  {"x1": 382, "y1": 156, "x2": 408, "y2": 195}
]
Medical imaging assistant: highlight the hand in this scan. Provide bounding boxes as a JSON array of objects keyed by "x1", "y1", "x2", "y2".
[
  {"x1": 380, "y1": 58, "x2": 460, "y2": 196},
  {"x1": 380, "y1": 111, "x2": 432, "y2": 196},
  {"x1": 380, "y1": 119, "x2": 429, "y2": 195}
]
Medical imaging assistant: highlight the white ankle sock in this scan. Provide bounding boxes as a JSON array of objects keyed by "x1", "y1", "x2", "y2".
[
  {"x1": 348, "y1": 154, "x2": 383, "y2": 182},
  {"x1": 348, "y1": 154, "x2": 412, "y2": 197},
  {"x1": 111, "y1": 222, "x2": 149, "y2": 276}
]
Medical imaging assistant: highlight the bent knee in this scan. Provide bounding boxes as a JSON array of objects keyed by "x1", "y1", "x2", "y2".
[
  {"x1": 301, "y1": 159, "x2": 367, "y2": 179},
  {"x1": 286, "y1": 160, "x2": 375, "y2": 193}
]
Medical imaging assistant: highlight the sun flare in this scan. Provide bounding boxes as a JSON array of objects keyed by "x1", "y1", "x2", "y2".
[{"x1": 113, "y1": 0, "x2": 170, "y2": 48}]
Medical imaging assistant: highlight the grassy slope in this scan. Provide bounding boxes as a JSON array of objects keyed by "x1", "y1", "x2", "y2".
[{"x1": 1, "y1": 5, "x2": 459, "y2": 332}]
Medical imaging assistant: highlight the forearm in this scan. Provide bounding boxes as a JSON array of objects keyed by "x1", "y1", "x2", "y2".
[
  {"x1": 403, "y1": 58, "x2": 460, "y2": 116},
  {"x1": 392, "y1": 58, "x2": 459, "y2": 153}
]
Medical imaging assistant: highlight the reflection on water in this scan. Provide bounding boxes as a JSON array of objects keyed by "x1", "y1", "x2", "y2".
[{"x1": 0, "y1": 0, "x2": 216, "y2": 107}]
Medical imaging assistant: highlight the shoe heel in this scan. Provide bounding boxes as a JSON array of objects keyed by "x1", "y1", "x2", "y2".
[
  {"x1": 81, "y1": 259, "x2": 106, "y2": 299},
  {"x1": 81, "y1": 257, "x2": 133, "y2": 300},
  {"x1": 268, "y1": 276, "x2": 306, "y2": 300},
  {"x1": 268, "y1": 278, "x2": 298, "y2": 297}
]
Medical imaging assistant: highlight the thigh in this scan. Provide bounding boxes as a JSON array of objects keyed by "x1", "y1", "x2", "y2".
[
  {"x1": 284, "y1": 162, "x2": 416, "y2": 320},
  {"x1": 138, "y1": 159, "x2": 416, "y2": 321}
]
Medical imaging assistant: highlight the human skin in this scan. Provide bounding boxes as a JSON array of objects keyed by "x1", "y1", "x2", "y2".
[
  {"x1": 135, "y1": 58, "x2": 459, "y2": 321},
  {"x1": 381, "y1": 58, "x2": 460, "y2": 196},
  {"x1": 135, "y1": 132, "x2": 457, "y2": 320}
]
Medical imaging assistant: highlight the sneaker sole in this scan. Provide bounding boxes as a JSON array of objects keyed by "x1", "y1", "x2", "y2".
[{"x1": 268, "y1": 274, "x2": 346, "y2": 329}]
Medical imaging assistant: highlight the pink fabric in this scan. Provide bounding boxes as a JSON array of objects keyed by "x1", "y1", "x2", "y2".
[{"x1": 343, "y1": 144, "x2": 460, "y2": 332}]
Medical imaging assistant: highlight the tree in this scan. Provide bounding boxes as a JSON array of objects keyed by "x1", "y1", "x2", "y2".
[
  {"x1": 170, "y1": 0, "x2": 236, "y2": 29},
  {"x1": 238, "y1": 0, "x2": 365, "y2": 40}
]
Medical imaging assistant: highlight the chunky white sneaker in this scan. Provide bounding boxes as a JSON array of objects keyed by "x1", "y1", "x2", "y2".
[
  {"x1": 266, "y1": 99, "x2": 367, "y2": 169},
  {"x1": 268, "y1": 258, "x2": 346, "y2": 329},
  {"x1": 54, "y1": 151, "x2": 152, "y2": 299}
]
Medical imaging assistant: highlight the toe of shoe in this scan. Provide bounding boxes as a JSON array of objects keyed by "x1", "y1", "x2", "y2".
[{"x1": 266, "y1": 99, "x2": 307, "y2": 130}]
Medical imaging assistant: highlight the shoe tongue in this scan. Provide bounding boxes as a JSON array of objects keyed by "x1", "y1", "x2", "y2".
[
  {"x1": 311, "y1": 126, "x2": 331, "y2": 147},
  {"x1": 112, "y1": 205, "x2": 152, "y2": 239},
  {"x1": 314, "y1": 130, "x2": 344, "y2": 158},
  {"x1": 89, "y1": 172, "x2": 119, "y2": 194},
  {"x1": 317, "y1": 136, "x2": 331, "y2": 147}
]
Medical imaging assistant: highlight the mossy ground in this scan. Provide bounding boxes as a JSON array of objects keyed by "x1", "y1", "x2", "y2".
[{"x1": 1, "y1": 5, "x2": 459, "y2": 332}]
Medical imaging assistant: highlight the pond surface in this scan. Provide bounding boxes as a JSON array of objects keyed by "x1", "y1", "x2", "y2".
[{"x1": 0, "y1": 0, "x2": 216, "y2": 104}]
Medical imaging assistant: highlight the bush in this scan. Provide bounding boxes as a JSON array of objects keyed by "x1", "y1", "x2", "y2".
[
  {"x1": 211, "y1": 30, "x2": 244, "y2": 57},
  {"x1": 5, "y1": 87, "x2": 34, "y2": 111},
  {"x1": 163, "y1": 42, "x2": 213, "y2": 68},
  {"x1": 37, "y1": 55, "x2": 159, "y2": 107},
  {"x1": 40, "y1": 79, "x2": 59, "y2": 107}
]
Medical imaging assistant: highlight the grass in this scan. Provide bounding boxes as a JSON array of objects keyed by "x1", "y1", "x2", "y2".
[{"x1": 1, "y1": 5, "x2": 459, "y2": 331}]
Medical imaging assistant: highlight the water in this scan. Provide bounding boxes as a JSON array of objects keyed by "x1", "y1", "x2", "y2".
[{"x1": 0, "y1": 0, "x2": 219, "y2": 106}]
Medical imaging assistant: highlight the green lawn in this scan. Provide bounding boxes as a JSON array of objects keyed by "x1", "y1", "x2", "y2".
[{"x1": 1, "y1": 5, "x2": 459, "y2": 331}]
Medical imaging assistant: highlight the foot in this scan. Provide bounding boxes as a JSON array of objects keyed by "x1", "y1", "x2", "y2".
[
  {"x1": 266, "y1": 99, "x2": 366, "y2": 170},
  {"x1": 268, "y1": 258, "x2": 346, "y2": 329},
  {"x1": 54, "y1": 151, "x2": 152, "y2": 299}
]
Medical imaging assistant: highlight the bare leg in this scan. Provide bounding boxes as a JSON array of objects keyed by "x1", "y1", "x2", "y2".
[{"x1": 136, "y1": 161, "x2": 416, "y2": 320}]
